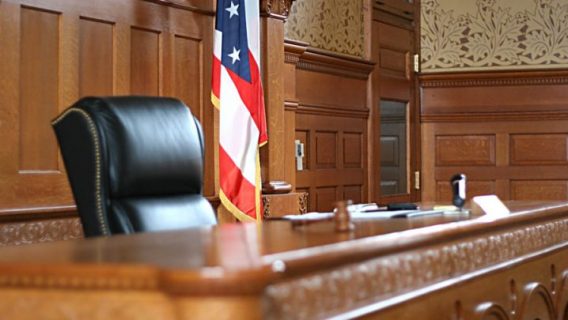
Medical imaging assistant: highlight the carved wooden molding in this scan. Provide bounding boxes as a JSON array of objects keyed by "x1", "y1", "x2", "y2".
[
  {"x1": 420, "y1": 70, "x2": 568, "y2": 88},
  {"x1": 287, "y1": 46, "x2": 374, "y2": 80},
  {"x1": 261, "y1": 0, "x2": 296, "y2": 18},
  {"x1": 421, "y1": 111, "x2": 568, "y2": 123},
  {"x1": 264, "y1": 217, "x2": 568, "y2": 319},
  {"x1": 143, "y1": 0, "x2": 215, "y2": 14},
  {"x1": 0, "y1": 218, "x2": 83, "y2": 247},
  {"x1": 296, "y1": 103, "x2": 369, "y2": 119},
  {"x1": 284, "y1": 39, "x2": 308, "y2": 65}
]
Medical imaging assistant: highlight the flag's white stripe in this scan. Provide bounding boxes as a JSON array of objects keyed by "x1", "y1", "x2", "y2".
[
  {"x1": 214, "y1": 29, "x2": 222, "y2": 59},
  {"x1": 219, "y1": 66, "x2": 259, "y2": 184},
  {"x1": 245, "y1": 1, "x2": 260, "y2": 68}
]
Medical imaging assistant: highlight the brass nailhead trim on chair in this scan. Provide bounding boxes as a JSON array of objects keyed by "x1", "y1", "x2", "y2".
[{"x1": 52, "y1": 108, "x2": 110, "y2": 236}]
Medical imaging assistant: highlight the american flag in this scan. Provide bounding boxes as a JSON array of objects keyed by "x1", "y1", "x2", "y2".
[{"x1": 211, "y1": 0, "x2": 267, "y2": 221}]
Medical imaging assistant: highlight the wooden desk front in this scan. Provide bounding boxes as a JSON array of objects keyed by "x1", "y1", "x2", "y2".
[{"x1": 0, "y1": 201, "x2": 567, "y2": 319}]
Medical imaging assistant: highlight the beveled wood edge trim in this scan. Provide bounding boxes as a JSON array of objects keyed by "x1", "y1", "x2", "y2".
[
  {"x1": 0, "y1": 205, "x2": 78, "y2": 222},
  {"x1": 296, "y1": 103, "x2": 369, "y2": 118},
  {"x1": 421, "y1": 110, "x2": 568, "y2": 123},
  {"x1": 142, "y1": 0, "x2": 215, "y2": 15},
  {"x1": 420, "y1": 70, "x2": 568, "y2": 88},
  {"x1": 290, "y1": 46, "x2": 375, "y2": 79}
]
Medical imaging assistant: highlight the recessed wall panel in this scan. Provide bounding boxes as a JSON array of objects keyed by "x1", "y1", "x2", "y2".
[
  {"x1": 174, "y1": 35, "x2": 201, "y2": 118},
  {"x1": 20, "y1": 7, "x2": 60, "y2": 171},
  {"x1": 131, "y1": 27, "x2": 160, "y2": 95},
  {"x1": 343, "y1": 185, "x2": 362, "y2": 204},
  {"x1": 510, "y1": 134, "x2": 568, "y2": 165},
  {"x1": 511, "y1": 180, "x2": 568, "y2": 201},
  {"x1": 343, "y1": 132, "x2": 362, "y2": 168},
  {"x1": 316, "y1": 131, "x2": 337, "y2": 169},
  {"x1": 436, "y1": 135, "x2": 496, "y2": 166},
  {"x1": 315, "y1": 186, "x2": 336, "y2": 212},
  {"x1": 436, "y1": 180, "x2": 495, "y2": 202},
  {"x1": 79, "y1": 18, "x2": 114, "y2": 96}
]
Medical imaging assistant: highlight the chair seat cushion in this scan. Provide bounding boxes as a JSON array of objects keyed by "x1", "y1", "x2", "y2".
[{"x1": 111, "y1": 194, "x2": 216, "y2": 234}]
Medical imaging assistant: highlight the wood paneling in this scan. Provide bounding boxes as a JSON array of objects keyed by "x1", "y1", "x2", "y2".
[
  {"x1": 511, "y1": 180, "x2": 568, "y2": 201},
  {"x1": 79, "y1": 18, "x2": 114, "y2": 96},
  {"x1": 315, "y1": 131, "x2": 337, "y2": 169},
  {"x1": 435, "y1": 135, "x2": 496, "y2": 166},
  {"x1": 20, "y1": 7, "x2": 60, "y2": 172},
  {"x1": 173, "y1": 35, "x2": 201, "y2": 118},
  {"x1": 421, "y1": 71, "x2": 568, "y2": 203},
  {"x1": 0, "y1": 0, "x2": 215, "y2": 226},
  {"x1": 286, "y1": 45, "x2": 371, "y2": 212},
  {"x1": 130, "y1": 27, "x2": 160, "y2": 95},
  {"x1": 510, "y1": 134, "x2": 568, "y2": 165}
]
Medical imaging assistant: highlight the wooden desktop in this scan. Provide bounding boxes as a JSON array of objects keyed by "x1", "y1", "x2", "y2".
[{"x1": 0, "y1": 201, "x2": 567, "y2": 319}]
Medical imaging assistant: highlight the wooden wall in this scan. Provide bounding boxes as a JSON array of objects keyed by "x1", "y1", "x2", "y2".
[
  {"x1": 284, "y1": 44, "x2": 373, "y2": 212},
  {"x1": 421, "y1": 71, "x2": 568, "y2": 203},
  {"x1": 0, "y1": 0, "x2": 216, "y2": 245}
]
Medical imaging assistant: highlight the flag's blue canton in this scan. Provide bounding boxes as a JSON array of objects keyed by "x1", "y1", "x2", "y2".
[{"x1": 215, "y1": 0, "x2": 252, "y2": 83}]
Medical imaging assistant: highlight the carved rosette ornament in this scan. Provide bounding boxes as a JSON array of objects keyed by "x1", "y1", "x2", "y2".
[{"x1": 260, "y1": 0, "x2": 296, "y2": 17}]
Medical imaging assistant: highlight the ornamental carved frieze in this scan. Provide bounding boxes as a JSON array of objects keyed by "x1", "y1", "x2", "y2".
[
  {"x1": 0, "y1": 218, "x2": 83, "y2": 247},
  {"x1": 264, "y1": 218, "x2": 568, "y2": 319},
  {"x1": 260, "y1": 0, "x2": 296, "y2": 17}
]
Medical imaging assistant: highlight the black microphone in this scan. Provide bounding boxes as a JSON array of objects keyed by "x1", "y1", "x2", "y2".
[{"x1": 450, "y1": 174, "x2": 466, "y2": 209}]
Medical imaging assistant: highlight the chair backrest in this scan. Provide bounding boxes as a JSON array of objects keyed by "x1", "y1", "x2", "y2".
[{"x1": 52, "y1": 96, "x2": 217, "y2": 237}]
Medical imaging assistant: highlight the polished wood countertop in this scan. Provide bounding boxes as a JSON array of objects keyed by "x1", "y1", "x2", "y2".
[{"x1": 0, "y1": 201, "x2": 567, "y2": 297}]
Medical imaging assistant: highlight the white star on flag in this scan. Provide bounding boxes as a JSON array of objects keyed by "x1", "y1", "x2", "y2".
[
  {"x1": 226, "y1": 1, "x2": 239, "y2": 18},
  {"x1": 228, "y1": 47, "x2": 240, "y2": 64}
]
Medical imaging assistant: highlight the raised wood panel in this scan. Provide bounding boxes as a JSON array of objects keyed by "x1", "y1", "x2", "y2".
[
  {"x1": 315, "y1": 187, "x2": 336, "y2": 212},
  {"x1": 0, "y1": 0, "x2": 215, "y2": 226},
  {"x1": 343, "y1": 132, "x2": 362, "y2": 168},
  {"x1": 436, "y1": 180, "x2": 496, "y2": 203},
  {"x1": 343, "y1": 185, "x2": 362, "y2": 204},
  {"x1": 79, "y1": 17, "x2": 114, "y2": 96},
  {"x1": 296, "y1": 113, "x2": 366, "y2": 212},
  {"x1": 510, "y1": 134, "x2": 568, "y2": 165},
  {"x1": 20, "y1": 7, "x2": 60, "y2": 172},
  {"x1": 379, "y1": 48, "x2": 407, "y2": 77},
  {"x1": 436, "y1": 135, "x2": 496, "y2": 166},
  {"x1": 173, "y1": 35, "x2": 201, "y2": 119},
  {"x1": 130, "y1": 27, "x2": 160, "y2": 95},
  {"x1": 315, "y1": 131, "x2": 337, "y2": 169},
  {"x1": 296, "y1": 69, "x2": 367, "y2": 110},
  {"x1": 421, "y1": 71, "x2": 568, "y2": 203},
  {"x1": 511, "y1": 180, "x2": 568, "y2": 201}
]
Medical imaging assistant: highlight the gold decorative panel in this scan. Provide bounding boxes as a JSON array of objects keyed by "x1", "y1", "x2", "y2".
[
  {"x1": 285, "y1": 0, "x2": 364, "y2": 57},
  {"x1": 421, "y1": 0, "x2": 568, "y2": 72}
]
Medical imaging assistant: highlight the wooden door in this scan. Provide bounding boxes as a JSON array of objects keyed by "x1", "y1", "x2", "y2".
[{"x1": 371, "y1": 0, "x2": 420, "y2": 204}]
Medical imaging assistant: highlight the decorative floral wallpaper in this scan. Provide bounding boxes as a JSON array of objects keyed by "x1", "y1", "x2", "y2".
[
  {"x1": 421, "y1": 0, "x2": 568, "y2": 72},
  {"x1": 284, "y1": 0, "x2": 365, "y2": 57}
]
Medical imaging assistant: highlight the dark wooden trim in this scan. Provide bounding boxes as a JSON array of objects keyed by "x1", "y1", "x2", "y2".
[
  {"x1": 420, "y1": 70, "x2": 568, "y2": 88},
  {"x1": 0, "y1": 205, "x2": 77, "y2": 223},
  {"x1": 421, "y1": 111, "x2": 568, "y2": 123},
  {"x1": 297, "y1": 103, "x2": 369, "y2": 118},
  {"x1": 142, "y1": 0, "x2": 215, "y2": 15},
  {"x1": 294, "y1": 47, "x2": 375, "y2": 80}
]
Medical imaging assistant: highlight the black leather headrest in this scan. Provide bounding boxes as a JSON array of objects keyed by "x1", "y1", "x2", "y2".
[{"x1": 77, "y1": 96, "x2": 204, "y2": 198}]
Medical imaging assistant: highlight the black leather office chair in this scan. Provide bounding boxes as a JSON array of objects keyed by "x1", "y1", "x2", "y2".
[{"x1": 52, "y1": 96, "x2": 217, "y2": 237}]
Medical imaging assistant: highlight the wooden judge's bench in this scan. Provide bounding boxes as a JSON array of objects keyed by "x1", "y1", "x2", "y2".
[{"x1": 0, "y1": 201, "x2": 567, "y2": 319}]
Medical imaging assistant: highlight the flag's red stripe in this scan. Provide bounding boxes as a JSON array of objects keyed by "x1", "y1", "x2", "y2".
[
  {"x1": 211, "y1": 56, "x2": 221, "y2": 101},
  {"x1": 219, "y1": 145, "x2": 258, "y2": 219},
  {"x1": 224, "y1": 52, "x2": 267, "y2": 143}
]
